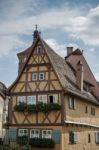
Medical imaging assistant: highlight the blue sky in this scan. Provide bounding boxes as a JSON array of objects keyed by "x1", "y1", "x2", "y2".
[{"x1": 0, "y1": 0, "x2": 99, "y2": 86}]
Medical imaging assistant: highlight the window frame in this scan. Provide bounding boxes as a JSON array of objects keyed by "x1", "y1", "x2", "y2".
[
  {"x1": 17, "y1": 96, "x2": 26, "y2": 105},
  {"x1": 91, "y1": 107, "x2": 95, "y2": 115},
  {"x1": 18, "y1": 129, "x2": 28, "y2": 137},
  {"x1": 69, "y1": 97, "x2": 76, "y2": 110},
  {"x1": 88, "y1": 133, "x2": 91, "y2": 143},
  {"x1": 27, "y1": 96, "x2": 36, "y2": 105},
  {"x1": 39, "y1": 73, "x2": 45, "y2": 80},
  {"x1": 42, "y1": 130, "x2": 52, "y2": 139},
  {"x1": 37, "y1": 45, "x2": 43, "y2": 54},
  {"x1": 95, "y1": 132, "x2": 99, "y2": 144},
  {"x1": 32, "y1": 73, "x2": 37, "y2": 81},
  {"x1": 69, "y1": 131, "x2": 77, "y2": 144},
  {"x1": 48, "y1": 94, "x2": 58, "y2": 104},
  {"x1": 85, "y1": 106, "x2": 88, "y2": 113},
  {"x1": 38, "y1": 95, "x2": 47, "y2": 103},
  {"x1": 30, "y1": 129, "x2": 40, "y2": 138}
]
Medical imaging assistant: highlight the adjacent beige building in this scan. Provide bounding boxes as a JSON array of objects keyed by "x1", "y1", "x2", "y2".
[{"x1": 0, "y1": 82, "x2": 6, "y2": 138}]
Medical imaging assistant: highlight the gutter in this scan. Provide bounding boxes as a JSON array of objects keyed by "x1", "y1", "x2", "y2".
[{"x1": 65, "y1": 120, "x2": 99, "y2": 129}]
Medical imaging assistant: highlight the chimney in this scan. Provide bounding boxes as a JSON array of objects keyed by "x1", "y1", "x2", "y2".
[
  {"x1": 76, "y1": 61, "x2": 84, "y2": 92},
  {"x1": 67, "y1": 47, "x2": 73, "y2": 56}
]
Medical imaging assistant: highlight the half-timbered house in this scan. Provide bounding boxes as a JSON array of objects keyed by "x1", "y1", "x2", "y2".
[{"x1": 7, "y1": 28, "x2": 99, "y2": 150}]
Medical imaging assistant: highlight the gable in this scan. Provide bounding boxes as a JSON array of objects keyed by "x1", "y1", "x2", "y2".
[
  {"x1": 10, "y1": 38, "x2": 63, "y2": 93},
  {"x1": 66, "y1": 51, "x2": 99, "y2": 97}
]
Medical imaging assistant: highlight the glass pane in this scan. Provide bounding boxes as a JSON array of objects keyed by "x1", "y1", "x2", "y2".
[
  {"x1": 27, "y1": 96, "x2": 36, "y2": 104},
  {"x1": 38, "y1": 95, "x2": 47, "y2": 103}
]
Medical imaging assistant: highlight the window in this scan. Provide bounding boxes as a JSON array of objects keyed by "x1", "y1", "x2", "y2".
[
  {"x1": 88, "y1": 133, "x2": 91, "y2": 143},
  {"x1": 38, "y1": 95, "x2": 47, "y2": 103},
  {"x1": 48, "y1": 94, "x2": 58, "y2": 104},
  {"x1": 32, "y1": 73, "x2": 37, "y2": 81},
  {"x1": 18, "y1": 129, "x2": 28, "y2": 136},
  {"x1": 95, "y1": 132, "x2": 99, "y2": 144},
  {"x1": 91, "y1": 107, "x2": 95, "y2": 115},
  {"x1": 37, "y1": 45, "x2": 44, "y2": 54},
  {"x1": 27, "y1": 96, "x2": 36, "y2": 105},
  {"x1": 69, "y1": 132, "x2": 77, "y2": 144},
  {"x1": 39, "y1": 73, "x2": 45, "y2": 80},
  {"x1": 42, "y1": 130, "x2": 52, "y2": 139},
  {"x1": 30, "y1": 129, "x2": 40, "y2": 138},
  {"x1": 17, "y1": 96, "x2": 26, "y2": 105},
  {"x1": 69, "y1": 97, "x2": 76, "y2": 109},
  {"x1": 85, "y1": 106, "x2": 88, "y2": 113}
]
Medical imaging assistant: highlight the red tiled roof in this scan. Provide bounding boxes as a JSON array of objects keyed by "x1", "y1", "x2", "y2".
[{"x1": 66, "y1": 49, "x2": 99, "y2": 98}]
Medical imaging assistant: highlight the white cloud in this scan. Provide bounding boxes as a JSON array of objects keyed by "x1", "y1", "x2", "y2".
[
  {"x1": 0, "y1": 1, "x2": 99, "y2": 58},
  {"x1": 95, "y1": 72, "x2": 99, "y2": 81},
  {"x1": 0, "y1": 35, "x2": 25, "y2": 57},
  {"x1": 46, "y1": 39, "x2": 66, "y2": 57}
]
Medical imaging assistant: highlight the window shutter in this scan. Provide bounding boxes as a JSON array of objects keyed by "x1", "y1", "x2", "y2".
[
  {"x1": 69, "y1": 98, "x2": 72, "y2": 109},
  {"x1": 9, "y1": 128, "x2": 17, "y2": 142},
  {"x1": 95, "y1": 133, "x2": 99, "y2": 144},
  {"x1": 52, "y1": 130, "x2": 61, "y2": 144},
  {"x1": 53, "y1": 94, "x2": 58, "y2": 103},
  {"x1": 74, "y1": 132, "x2": 77, "y2": 143}
]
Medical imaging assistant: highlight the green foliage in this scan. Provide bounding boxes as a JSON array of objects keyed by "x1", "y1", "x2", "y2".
[
  {"x1": 17, "y1": 136, "x2": 29, "y2": 145},
  {"x1": 27, "y1": 104, "x2": 37, "y2": 113},
  {"x1": 29, "y1": 138, "x2": 55, "y2": 148},
  {"x1": 14, "y1": 102, "x2": 26, "y2": 112},
  {"x1": 14, "y1": 102, "x2": 61, "y2": 113}
]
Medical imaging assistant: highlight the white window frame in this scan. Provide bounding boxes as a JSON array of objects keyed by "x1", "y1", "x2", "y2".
[
  {"x1": 17, "y1": 96, "x2": 26, "y2": 105},
  {"x1": 32, "y1": 73, "x2": 37, "y2": 81},
  {"x1": 69, "y1": 97, "x2": 76, "y2": 109},
  {"x1": 18, "y1": 129, "x2": 28, "y2": 136},
  {"x1": 42, "y1": 130, "x2": 52, "y2": 139},
  {"x1": 95, "y1": 132, "x2": 99, "y2": 144},
  {"x1": 48, "y1": 94, "x2": 58, "y2": 104},
  {"x1": 39, "y1": 73, "x2": 45, "y2": 80},
  {"x1": 27, "y1": 96, "x2": 36, "y2": 105},
  {"x1": 38, "y1": 95, "x2": 47, "y2": 103},
  {"x1": 69, "y1": 132, "x2": 77, "y2": 144},
  {"x1": 37, "y1": 45, "x2": 43, "y2": 54},
  {"x1": 30, "y1": 129, "x2": 40, "y2": 138}
]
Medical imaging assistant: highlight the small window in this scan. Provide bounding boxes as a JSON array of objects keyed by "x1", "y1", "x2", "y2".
[
  {"x1": 85, "y1": 106, "x2": 88, "y2": 113},
  {"x1": 17, "y1": 96, "x2": 26, "y2": 105},
  {"x1": 27, "y1": 96, "x2": 36, "y2": 105},
  {"x1": 18, "y1": 129, "x2": 28, "y2": 136},
  {"x1": 69, "y1": 97, "x2": 76, "y2": 109},
  {"x1": 32, "y1": 73, "x2": 37, "y2": 81},
  {"x1": 30, "y1": 129, "x2": 40, "y2": 138},
  {"x1": 48, "y1": 94, "x2": 58, "y2": 104},
  {"x1": 91, "y1": 107, "x2": 95, "y2": 115},
  {"x1": 37, "y1": 46, "x2": 43, "y2": 54},
  {"x1": 95, "y1": 132, "x2": 99, "y2": 144},
  {"x1": 38, "y1": 95, "x2": 47, "y2": 103},
  {"x1": 42, "y1": 130, "x2": 52, "y2": 139},
  {"x1": 88, "y1": 133, "x2": 91, "y2": 143},
  {"x1": 39, "y1": 73, "x2": 45, "y2": 80},
  {"x1": 69, "y1": 132, "x2": 77, "y2": 144}
]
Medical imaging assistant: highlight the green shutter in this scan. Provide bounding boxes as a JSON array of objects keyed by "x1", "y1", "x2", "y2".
[
  {"x1": 9, "y1": 128, "x2": 17, "y2": 142},
  {"x1": 52, "y1": 130, "x2": 61, "y2": 144}
]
